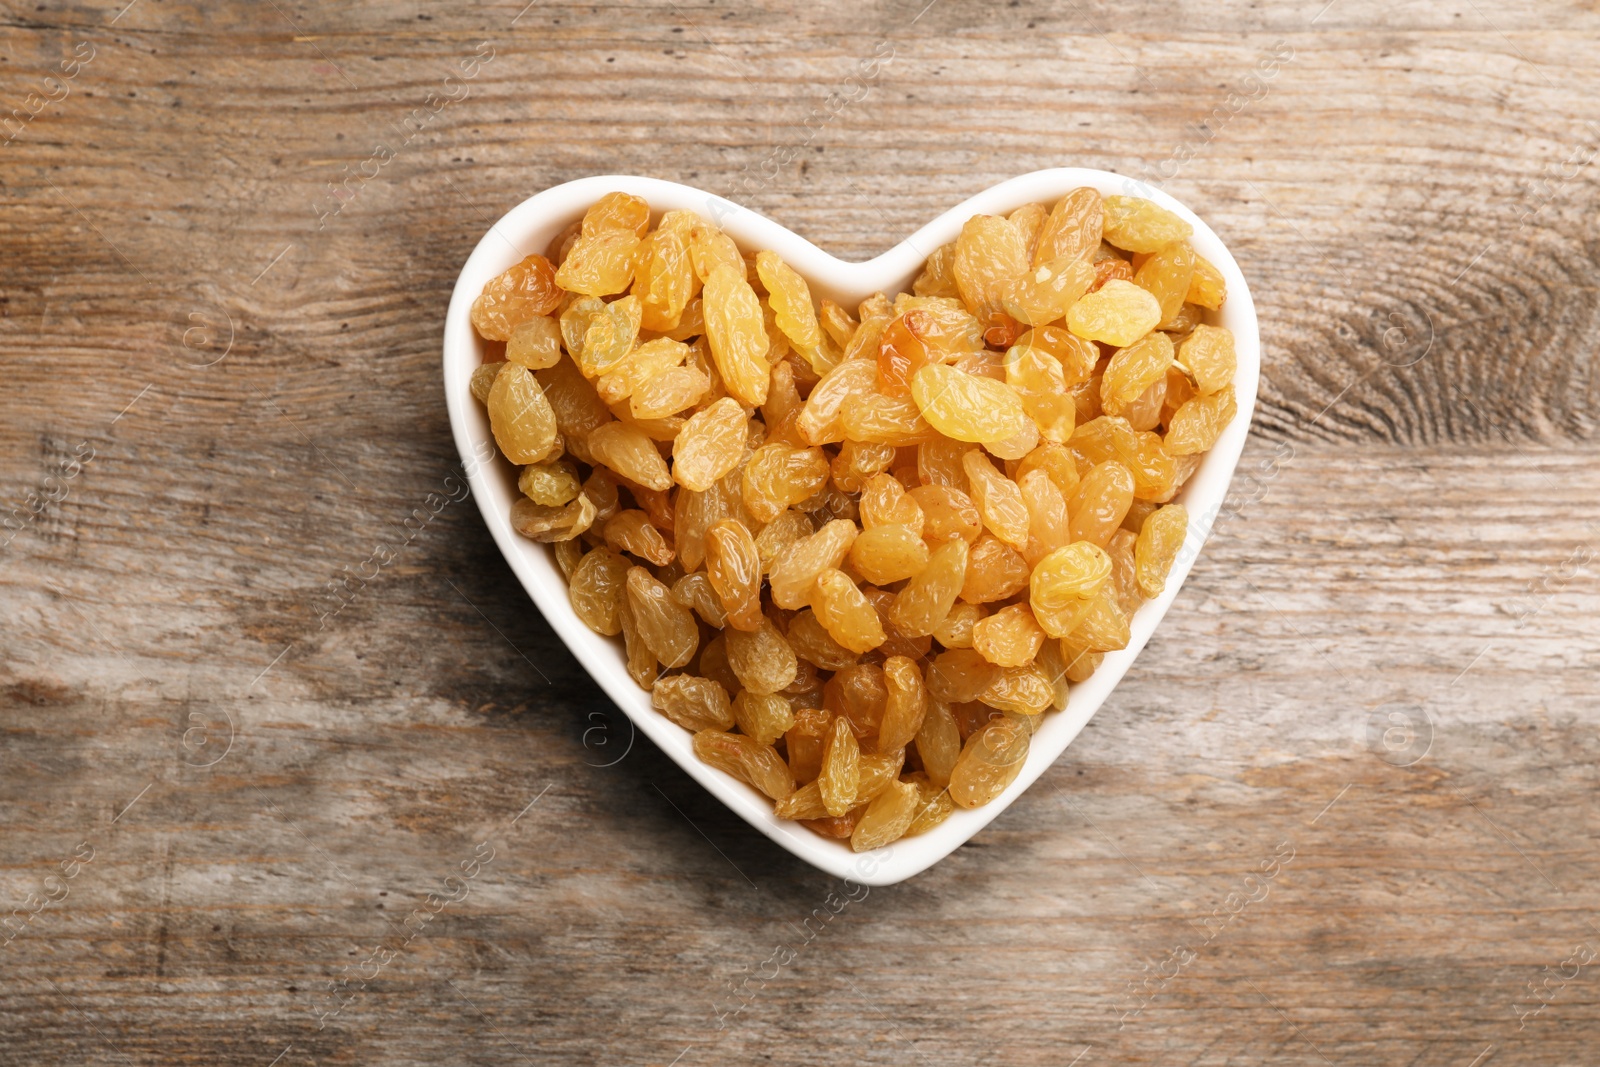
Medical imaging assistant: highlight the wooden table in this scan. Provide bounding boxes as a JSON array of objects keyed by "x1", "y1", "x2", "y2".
[{"x1": 4, "y1": 1, "x2": 1599, "y2": 1063}]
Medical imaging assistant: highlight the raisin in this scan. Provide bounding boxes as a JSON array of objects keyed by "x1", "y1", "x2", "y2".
[
  {"x1": 1035, "y1": 189, "x2": 1103, "y2": 266},
  {"x1": 1000, "y1": 255, "x2": 1095, "y2": 327},
  {"x1": 787, "y1": 608, "x2": 860, "y2": 670},
  {"x1": 878, "y1": 655, "x2": 929, "y2": 753},
  {"x1": 635, "y1": 217, "x2": 698, "y2": 332},
  {"x1": 518, "y1": 459, "x2": 581, "y2": 506},
  {"x1": 625, "y1": 567, "x2": 698, "y2": 668},
  {"x1": 910, "y1": 364, "x2": 1030, "y2": 446},
  {"x1": 723, "y1": 616, "x2": 798, "y2": 696},
  {"x1": 1187, "y1": 254, "x2": 1227, "y2": 309},
  {"x1": 704, "y1": 519, "x2": 764, "y2": 631},
  {"x1": 511, "y1": 494, "x2": 595, "y2": 543},
  {"x1": 604, "y1": 509, "x2": 674, "y2": 565},
  {"x1": 948, "y1": 718, "x2": 1029, "y2": 808},
  {"x1": 568, "y1": 547, "x2": 631, "y2": 635},
  {"x1": 933, "y1": 602, "x2": 983, "y2": 648},
  {"x1": 1006, "y1": 341, "x2": 1076, "y2": 443},
  {"x1": 703, "y1": 263, "x2": 771, "y2": 406},
  {"x1": 672, "y1": 572, "x2": 729, "y2": 628},
  {"x1": 962, "y1": 450, "x2": 1032, "y2": 550},
  {"x1": 1135, "y1": 504, "x2": 1188, "y2": 598},
  {"x1": 972, "y1": 603, "x2": 1046, "y2": 668},
  {"x1": 1165, "y1": 387, "x2": 1237, "y2": 455},
  {"x1": 1068, "y1": 461, "x2": 1135, "y2": 547},
  {"x1": 671, "y1": 396, "x2": 747, "y2": 493},
  {"x1": 769, "y1": 519, "x2": 858, "y2": 610},
  {"x1": 487, "y1": 364, "x2": 559, "y2": 464},
  {"x1": 818, "y1": 716, "x2": 861, "y2": 816},
  {"x1": 653, "y1": 675, "x2": 735, "y2": 732},
  {"x1": 888, "y1": 538, "x2": 968, "y2": 638},
  {"x1": 912, "y1": 242, "x2": 961, "y2": 299},
  {"x1": 850, "y1": 779, "x2": 920, "y2": 852},
  {"x1": 1067, "y1": 279, "x2": 1162, "y2": 347},
  {"x1": 812, "y1": 569, "x2": 886, "y2": 654},
  {"x1": 589, "y1": 421, "x2": 672, "y2": 491},
  {"x1": 908, "y1": 485, "x2": 982, "y2": 546},
  {"x1": 1133, "y1": 240, "x2": 1195, "y2": 324},
  {"x1": 876, "y1": 310, "x2": 935, "y2": 397},
  {"x1": 1102, "y1": 196, "x2": 1194, "y2": 254},
  {"x1": 1029, "y1": 542, "x2": 1112, "y2": 638},
  {"x1": 1101, "y1": 332, "x2": 1175, "y2": 414},
  {"x1": 1178, "y1": 325, "x2": 1236, "y2": 395},
  {"x1": 840, "y1": 393, "x2": 937, "y2": 447},
  {"x1": 506, "y1": 315, "x2": 564, "y2": 369},
  {"x1": 954, "y1": 217, "x2": 1026, "y2": 325},
  {"x1": 848, "y1": 524, "x2": 930, "y2": 586},
  {"x1": 472, "y1": 254, "x2": 562, "y2": 341},
  {"x1": 693, "y1": 729, "x2": 794, "y2": 800},
  {"x1": 796, "y1": 357, "x2": 876, "y2": 446},
  {"x1": 914, "y1": 699, "x2": 963, "y2": 788},
  {"x1": 860, "y1": 473, "x2": 926, "y2": 533}
]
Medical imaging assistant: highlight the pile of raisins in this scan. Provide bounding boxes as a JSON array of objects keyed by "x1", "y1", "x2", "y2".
[{"x1": 469, "y1": 189, "x2": 1237, "y2": 851}]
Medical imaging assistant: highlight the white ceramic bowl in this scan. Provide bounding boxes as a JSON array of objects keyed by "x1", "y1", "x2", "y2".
[{"x1": 443, "y1": 170, "x2": 1259, "y2": 886}]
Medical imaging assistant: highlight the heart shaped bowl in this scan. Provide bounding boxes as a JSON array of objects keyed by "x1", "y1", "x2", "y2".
[{"x1": 443, "y1": 169, "x2": 1259, "y2": 886}]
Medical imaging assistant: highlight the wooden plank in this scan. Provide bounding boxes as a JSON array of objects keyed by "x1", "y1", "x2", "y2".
[{"x1": 3, "y1": 1, "x2": 1600, "y2": 1063}]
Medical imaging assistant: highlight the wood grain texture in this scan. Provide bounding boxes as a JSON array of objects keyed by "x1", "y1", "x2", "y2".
[{"x1": 3, "y1": 0, "x2": 1600, "y2": 1063}]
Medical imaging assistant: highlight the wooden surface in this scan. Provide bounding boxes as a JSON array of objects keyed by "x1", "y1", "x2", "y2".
[{"x1": 4, "y1": 1, "x2": 1600, "y2": 1063}]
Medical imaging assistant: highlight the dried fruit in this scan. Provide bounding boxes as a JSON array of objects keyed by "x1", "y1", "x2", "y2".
[
  {"x1": 694, "y1": 728, "x2": 794, "y2": 800},
  {"x1": 626, "y1": 567, "x2": 699, "y2": 668},
  {"x1": 811, "y1": 569, "x2": 886, "y2": 654},
  {"x1": 910, "y1": 364, "x2": 1030, "y2": 446},
  {"x1": 473, "y1": 189, "x2": 1238, "y2": 840},
  {"x1": 519, "y1": 459, "x2": 581, "y2": 506},
  {"x1": 589, "y1": 420, "x2": 671, "y2": 491},
  {"x1": 953, "y1": 214, "x2": 1028, "y2": 326},
  {"x1": 487, "y1": 365, "x2": 559, "y2": 464},
  {"x1": 878, "y1": 655, "x2": 929, "y2": 752},
  {"x1": 848, "y1": 524, "x2": 930, "y2": 585},
  {"x1": 1066, "y1": 279, "x2": 1162, "y2": 347},
  {"x1": 851, "y1": 779, "x2": 920, "y2": 851},
  {"x1": 703, "y1": 263, "x2": 771, "y2": 406},
  {"x1": 742, "y1": 443, "x2": 831, "y2": 524},
  {"x1": 605, "y1": 509, "x2": 674, "y2": 565},
  {"x1": 506, "y1": 315, "x2": 564, "y2": 369},
  {"x1": 971, "y1": 603, "x2": 1046, "y2": 667},
  {"x1": 963, "y1": 450, "x2": 1031, "y2": 549},
  {"x1": 724, "y1": 616, "x2": 798, "y2": 695},
  {"x1": 1187, "y1": 254, "x2": 1227, "y2": 309},
  {"x1": 1135, "y1": 504, "x2": 1188, "y2": 598},
  {"x1": 948, "y1": 718, "x2": 1030, "y2": 808},
  {"x1": 1068, "y1": 461, "x2": 1136, "y2": 547},
  {"x1": 472, "y1": 254, "x2": 562, "y2": 340},
  {"x1": 1102, "y1": 195, "x2": 1193, "y2": 254},
  {"x1": 733, "y1": 690, "x2": 794, "y2": 746},
  {"x1": 1029, "y1": 542, "x2": 1112, "y2": 638},
  {"x1": 653, "y1": 675, "x2": 735, "y2": 732},
  {"x1": 770, "y1": 519, "x2": 858, "y2": 610},
  {"x1": 1101, "y1": 332, "x2": 1175, "y2": 415},
  {"x1": 672, "y1": 397, "x2": 747, "y2": 493},
  {"x1": 1133, "y1": 240, "x2": 1195, "y2": 324},
  {"x1": 511, "y1": 495, "x2": 595, "y2": 542},
  {"x1": 705, "y1": 519, "x2": 764, "y2": 631},
  {"x1": 1165, "y1": 387, "x2": 1237, "y2": 455},
  {"x1": 1178, "y1": 324, "x2": 1237, "y2": 396},
  {"x1": 1034, "y1": 188, "x2": 1104, "y2": 266},
  {"x1": 568, "y1": 547, "x2": 631, "y2": 635},
  {"x1": 888, "y1": 539, "x2": 968, "y2": 638},
  {"x1": 818, "y1": 716, "x2": 861, "y2": 816}
]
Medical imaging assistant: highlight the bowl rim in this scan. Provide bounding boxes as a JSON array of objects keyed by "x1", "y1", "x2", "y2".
[{"x1": 442, "y1": 168, "x2": 1260, "y2": 886}]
